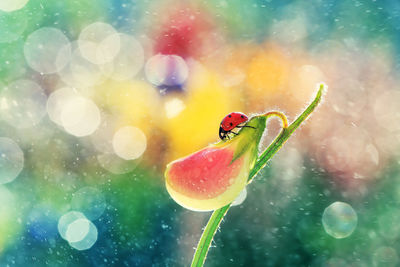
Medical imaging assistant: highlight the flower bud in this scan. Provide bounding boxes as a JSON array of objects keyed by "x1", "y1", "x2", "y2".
[{"x1": 165, "y1": 115, "x2": 266, "y2": 211}]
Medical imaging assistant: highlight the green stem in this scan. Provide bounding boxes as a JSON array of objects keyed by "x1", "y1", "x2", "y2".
[
  {"x1": 249, "y1": 84, "x2": 324, "y2": 181},
  {"x1": 190, "y1": 204, "x2": 231, "y2": 267},
  {"x1": 190, "y1": 84, "x2": 325, "y2": 267}
]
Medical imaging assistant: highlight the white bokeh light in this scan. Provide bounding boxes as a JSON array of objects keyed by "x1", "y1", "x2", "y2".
[
  {"x1": 112, "y1": 126, "x2": 147, "y2": 160},
  {"x1": 0, "y1": 79, "x2": 47, "y2": 128},
  {"x1": 58, "y1": 211, "x2": 98, "y2": 250},
  {"x1": 24, "y1": 27, "x2": 71, "y2": 74},
  {"x1": 46, "y1": 87, "x2": 101, "y2": 137},
  {"x1": 0, "y1": 0, "x2": 29, "y2": 12},
  {"x1": 68, "y1": 220, "x2": 98, "y2": 251},
  {"x1": 57, "y1": 43, "x2": 111, "y2": 88},
  {"x1": 0, "y1": 137, "x2": 24, "y2": 185},
  {"x1": 60, "y1": 96, "x2": 101, "y2": 137},
  {"x1": 58, "y1": 211, "x2": 86, "y2": 240},
  {"x1": 78, "y1": 22, "x2": 120, "y2": 65},
  {"x1": 165, "y1": 98, "x2": 186, "y2": 118},
  {"x1": 111, "y1": 33, "x2": 144, "y2": 81},
  {"x1": 46, "y1": 87, "x2": 80, "y2": 126},
  {"x1": 65, "y1": 218, "x2": 90, "y2": 243}
]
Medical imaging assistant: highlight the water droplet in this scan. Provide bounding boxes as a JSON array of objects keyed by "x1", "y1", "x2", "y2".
[
  {"x1": 322, "y1": 201, "x2": 357, "y2": 239},
  {"x1": 231, "y1": 187, "x2": 247, "y2": 206}
]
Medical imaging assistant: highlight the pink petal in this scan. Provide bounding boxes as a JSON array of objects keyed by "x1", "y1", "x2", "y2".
[{"x1": 166, "y1": 146, "x2": 244, "y2": 199}]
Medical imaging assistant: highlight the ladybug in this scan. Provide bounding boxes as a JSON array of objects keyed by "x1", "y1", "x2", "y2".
[{"x1": 219, "y1": 112, "x2": 254, "y2": 140}]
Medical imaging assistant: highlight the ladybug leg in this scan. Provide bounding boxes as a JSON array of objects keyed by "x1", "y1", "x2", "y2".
[
  {"x1": 227, "y1": 131, "x2": 239, "y2": 140},
  {"x1": 236, "y1": 125, "x2": 256, "y2": 129}
]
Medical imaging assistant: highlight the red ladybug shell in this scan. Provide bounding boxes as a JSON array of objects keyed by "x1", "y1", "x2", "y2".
[{"x1": 220, "y1": 112, "x2": 249, "y2": 131}]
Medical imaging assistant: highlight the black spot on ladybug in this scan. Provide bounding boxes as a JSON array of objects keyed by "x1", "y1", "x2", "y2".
[
  {"x1": 230, "y1": 123, "x2": 233, "y2": 126},
  {"x1": 228, "y1": 115, "x2": 232, "y2": 118},
  {"x1": 241, "y1": 115, "x2": 244, "y2": 118}
]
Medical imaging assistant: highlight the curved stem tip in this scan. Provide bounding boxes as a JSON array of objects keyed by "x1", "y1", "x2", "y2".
[{"x1": 262, "y1": 111, "x2": 289, "y2": 129}]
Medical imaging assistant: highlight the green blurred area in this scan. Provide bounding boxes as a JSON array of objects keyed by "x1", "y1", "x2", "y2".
[{"x1": 0, "y1": 0, "x2": 400, "y2": 266}]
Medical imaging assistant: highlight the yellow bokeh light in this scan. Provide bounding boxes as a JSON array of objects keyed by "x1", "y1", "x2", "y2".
[
  {"x1": 163, "y1": 63, "x2": 243, "y2": 161},
  {"x1": 96, "y1": 79, "x2": 161, "y2": 132},
  {"x1": 246, "y1": 45, "x2": 290, "y2": 95}
]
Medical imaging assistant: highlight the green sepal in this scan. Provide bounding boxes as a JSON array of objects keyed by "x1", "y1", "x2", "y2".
[{"x1": 230, "y1": 115, "x2": 266, "y2": 165}]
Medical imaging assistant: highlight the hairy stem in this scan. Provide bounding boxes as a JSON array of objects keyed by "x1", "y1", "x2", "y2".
[
  {"x1": 190, "y1": 84, "x2": 325, "y2": 267},
  {"x1": 190, "y1": 204, "x2": 231, "y2": 267},
  {"x1": 249, "y1": 84, "x2": 323, "y2": 181}
]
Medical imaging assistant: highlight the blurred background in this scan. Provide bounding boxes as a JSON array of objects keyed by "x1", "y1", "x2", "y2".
[{"x1": 0, "y1": 0, "x2": 399, "y2": 266}]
